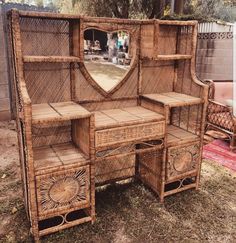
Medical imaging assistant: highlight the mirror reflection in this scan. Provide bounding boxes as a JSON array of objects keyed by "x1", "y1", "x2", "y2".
[{"x1": 84, "y1": 29, "x2": 132, "y2": 91}]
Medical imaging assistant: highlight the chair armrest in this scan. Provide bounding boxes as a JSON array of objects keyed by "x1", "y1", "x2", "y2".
[
  {"x1": 201, "y1": 79, "x2": 215, "y2": 100},
  {"x1": 208, "y1": 100, "x2": 231, "y2": 113},
  {"x1": 188, "y1": 75, "x2": 209, "y2": 102}
]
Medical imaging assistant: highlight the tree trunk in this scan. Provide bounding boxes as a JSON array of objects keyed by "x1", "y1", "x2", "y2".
[
  {"x1": 149, "y1": 0, "x2": 165, "y2": 19},
  {"x1": 110, "y1": 0, "x2": 130, "y2": 18},
  {"x1": 120, "y1": 0, "x2": 130, "y2": 18},
  {"x1": 170, "y1": 0, "x2": 175, "y2": 15},
  {"x1": 174, "y1": 0, "x2": 185, "y2": 15}
]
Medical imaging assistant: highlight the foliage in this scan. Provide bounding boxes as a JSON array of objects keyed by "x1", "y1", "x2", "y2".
[
  {"x1": 184, "y1": 0, "x2": 236, "y2": 22},
  {"x1": 2, "y1": 0, "x2": 236, "y2": 22},
  {"x1": 66, "y1": 0, "x2": 166, "y2": 19},
  {"x1": 55, "y1": 0, "x2": 236, "y2": 22}
]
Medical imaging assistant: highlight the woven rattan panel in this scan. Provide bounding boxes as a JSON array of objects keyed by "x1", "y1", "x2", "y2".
[
  {"x1": 207, "y1": 102, "x2": 233, "y2": 132},
  {"x1": 95, "y1": 144, "x2": 136, "y2": 185},
  {"x1": 140, "y1": 24, "x2": 155, "y2": 59},
  {"x1": 175, "y1": 60, "x2": 201, "y2": 97},
  {"x1": 20, "y1": 17, "x2": 70, "y2": 56},
  {"x1": 141, "y1": 61, "x2": 175, "y2": 94},
  {"x1": 95, "y1": 121, "x2": 165, "y2": 147},
  {"x1": 178, "y1": 26, "x2": 193, "y2": 55},
  {"x1": 158, "y1": 25, "x2": 193, "y2": 55},
  {"x1": 32, "y1": 121, "x2": 71, "y2": 147},
  {"x1": 24, "y1": 63, "x2": 71, "y2": 104},
  {"x1": 95, "y1": 154, "x2": 135, "y2": 185},
  {"x1": 171, "y1": 104, "x2": 202, "y2": 135},
  {"x1": 166, "y1": 142, "x2": 199, "y2": 181},
  {"x1": 36, "y1": 166, "x2": 90, "y2": 219},
  {"x1": 138, "y1": 148, "x2": 163, "y2": 193}
]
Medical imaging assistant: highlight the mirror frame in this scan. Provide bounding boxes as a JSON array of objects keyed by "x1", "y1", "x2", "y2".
[{"x1": 80, "y1": 22, "x2": 140, "y2": 97}]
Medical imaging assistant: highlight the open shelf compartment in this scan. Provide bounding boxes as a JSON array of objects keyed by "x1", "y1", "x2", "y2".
[
  {"x1": 157, "y1": 24, "x2": 194, "y2": 56},
  {"x1": 167, "y1": 125, "x2": 199, "y2": 146},
  {"x1": 33, "y1": 142, "x2": 89, "y2": 173}
]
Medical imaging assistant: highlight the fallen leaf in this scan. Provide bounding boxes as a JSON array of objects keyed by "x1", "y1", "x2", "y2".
[{"x1": 11, "y1": 207, "x2": 17, "y2": 214}]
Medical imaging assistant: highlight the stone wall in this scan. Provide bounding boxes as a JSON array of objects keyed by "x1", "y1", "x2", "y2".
[
  {"x1": 196, "y1": 26, "x2": 233, "y2": 104},
  {"x1": 196, "y1": 32, "x2": 233, "y2": 81},
  {"x1": 0, "y1": 4, "x2": 11, "y2": 120}
]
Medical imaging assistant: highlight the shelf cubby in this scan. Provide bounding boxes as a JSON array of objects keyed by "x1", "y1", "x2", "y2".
[
  {"x1": 157, "y1": 24, "x2": 193, "y2": 56},
  {"x1": 167, "y1": 125, "x2": 199, "y2": 147},
  {"x1": 33, "y1": 142, "x2": 89, "y2": 174}
]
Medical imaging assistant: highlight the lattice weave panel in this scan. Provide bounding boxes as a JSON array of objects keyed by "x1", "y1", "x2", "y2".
[
  {"x1": 36, "y1": 166, "x2": 90, "y2": 217},
  {"x1": 95, "y1": 121, "x2": 165, "y2": 147},
  {"x1": 24, "y1": 63, "x2": 71, "y2": 104},
  {"x1": 167, "y1": 143, "x2": 199, "y2": 180},
  {"x1": 95, "y1": 154, "x2": 135, "y2": 184},
  {"x1": 207, "y1": 101, "x2": 233, "y2": 132},
  {"x1": 20, "y1": 17, "x2": 70, "y2": 56}
]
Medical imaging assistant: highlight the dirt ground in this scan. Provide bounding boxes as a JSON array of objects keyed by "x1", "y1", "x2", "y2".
[{"x1": 0, "y1": 121, "x2": 236, "y2": 243}]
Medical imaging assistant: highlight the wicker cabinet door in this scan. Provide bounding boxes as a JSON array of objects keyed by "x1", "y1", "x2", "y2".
[
  {"x1": 166, "y1": 142, "x2": 200, "y2": 181},
  {"x1": 36, "y1": 166, "x2": 90, "y2": 218}
]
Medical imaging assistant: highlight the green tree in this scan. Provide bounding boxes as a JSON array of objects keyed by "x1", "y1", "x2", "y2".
[
  {"x1": 69, "y1": 0, "x2": 167, "y2": 19},
  {"x1": 185, "y1": 0, "x2": 236, "y2": 22},
  {"x1": 4, "y1": 0, "x2": 236, "y2": 22}
]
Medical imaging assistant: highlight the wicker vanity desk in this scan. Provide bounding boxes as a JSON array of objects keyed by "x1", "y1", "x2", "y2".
[{"x1": 10, "y1": 9, "x2": 208, "y2": 241}]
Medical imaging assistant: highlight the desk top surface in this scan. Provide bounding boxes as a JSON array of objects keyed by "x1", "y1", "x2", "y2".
[{"x1": 94, "y1": 106, "x2": 165, "y2": 130}]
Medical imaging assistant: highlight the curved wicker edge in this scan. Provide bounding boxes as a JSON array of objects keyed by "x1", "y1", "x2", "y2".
[{"x1": 80, "y1": 22, "x2": 140, "y2": 97}]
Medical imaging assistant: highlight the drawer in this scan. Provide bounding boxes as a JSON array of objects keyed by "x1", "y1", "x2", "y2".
[
  {"x1": 36, "y1": 166, "x2": 90, "y2": 218},
  {"x1": 95, "y1": 121, "x2": 165, "y2": 148},
  {"x1": 95, "y1": 144, "x2": 135, "y2": 185},
  {"x1": 166, "y1": 142, "x2": 200, "y2": 181}
]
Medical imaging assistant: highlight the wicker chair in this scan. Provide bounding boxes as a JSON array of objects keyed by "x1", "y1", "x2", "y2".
[{"x1": 203, "y1": 79, "x2": 236, "y2": 151}]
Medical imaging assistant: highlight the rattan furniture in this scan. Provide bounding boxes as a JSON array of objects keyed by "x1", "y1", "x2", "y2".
[
  {"x1": 203, "y1": 80, "x2": 236, "y2": 151},
  {"x1": 10, "y1": 9, "x2": 208, "y2": 242}
]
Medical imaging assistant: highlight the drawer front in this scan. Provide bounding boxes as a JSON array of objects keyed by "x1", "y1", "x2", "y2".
[
  {"x1": 36, "y1": 166, "x2": 90, "y2": 218},
  {"x1": 95, "y1": 121, "x2": 165, "y2": 147},
  {"x1": 166, "y1": 142, "x2": 200, "y2": 181},
  {"x1": 95, "y1": 153, "x2": 135, "y2": 185}
]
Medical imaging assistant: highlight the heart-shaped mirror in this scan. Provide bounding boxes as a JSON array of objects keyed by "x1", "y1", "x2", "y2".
[{"x1": 83, "y1": 29, "x2": 134, "y2": 92}]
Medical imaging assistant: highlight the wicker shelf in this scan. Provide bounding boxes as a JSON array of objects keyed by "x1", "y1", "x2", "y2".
[
  {"x1": 157, "y1": 55, "x2": 192, "y2": 60},
  {"x1": 33, "y1": 142, "x2": 89, "y2": 174},
  {"x1": 23, "y1": 56, "x2": 80, "y2": 63},
  {"x1": 141, "y1": 92, "x2": 203, "y2": 107},
  {"x1": 94, "y1": 106, "x2": 165, "y2": 130},
  {"x1": 167, "y1": 125, "x2": 199, "y2": 146},
  {"x1": 32, "y1": 101, "x2": 91, "y2": 124}
]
